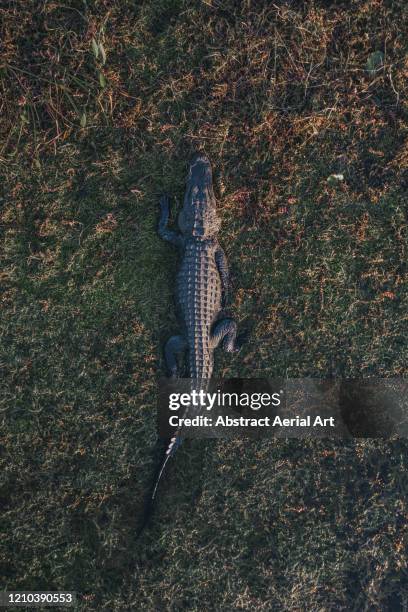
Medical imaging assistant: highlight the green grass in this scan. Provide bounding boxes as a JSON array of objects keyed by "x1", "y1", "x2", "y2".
[{"x1": 1, "y1": 0, "x2": 408, "y2": 609}]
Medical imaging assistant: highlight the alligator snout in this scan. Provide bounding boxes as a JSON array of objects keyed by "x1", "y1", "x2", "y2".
[{"x1": 188, "y1": 153, "x2": 212, "y2": 186}]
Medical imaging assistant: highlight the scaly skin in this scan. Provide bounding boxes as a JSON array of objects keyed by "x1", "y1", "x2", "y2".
[
  {"x1": 159, "y1": 154, "x2": 240, "y2": 451},
  {"x1": 137, "y1": 155, "x2": 241, "y2": 537},
  {"x1": 177, "y1": 237, "x2": 221, "y2": 379},
  {"x1": 159, "y1": 154, "x2": 239, "y2": 387}
]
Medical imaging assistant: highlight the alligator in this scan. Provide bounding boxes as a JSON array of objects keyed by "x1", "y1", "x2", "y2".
[{"x1": 137, "y1": 154, "x2": 242, "y2": 536}]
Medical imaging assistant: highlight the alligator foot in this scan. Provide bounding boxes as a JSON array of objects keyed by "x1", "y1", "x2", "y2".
[
  {"x1": 158, "y1": 195, "x2": 185, "y2": 248},
  {"x1": 164, "y1": 335, "x2": 187, "y2": 377},
  {"x1": 210, "y1": 318, "x2": 240, "y2": 352}
]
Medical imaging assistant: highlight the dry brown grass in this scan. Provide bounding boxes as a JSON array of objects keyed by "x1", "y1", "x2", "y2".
[{"x1": 1, "y1": 1, "x2": 407, "y2": 609}]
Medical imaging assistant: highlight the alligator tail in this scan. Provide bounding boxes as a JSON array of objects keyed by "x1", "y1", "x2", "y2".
[{"x1": 136, "y1": 434, "x2": 182, "y2": 539}]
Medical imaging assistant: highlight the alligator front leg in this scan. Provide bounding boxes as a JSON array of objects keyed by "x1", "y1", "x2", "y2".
[
  {"x1": 164, "y1": 335, "x2": 187, "y2": 377},
  {"x1": 210, "y1": 318, "x2": 240, "y2": 352},
  {"x1": 158, "y1": 195, "x2": 184, "y2": 248}
]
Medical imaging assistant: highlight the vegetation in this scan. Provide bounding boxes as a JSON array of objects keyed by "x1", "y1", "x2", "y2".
[{"x1": 1, "y1": 0, "x2": 407, "y2": 609}]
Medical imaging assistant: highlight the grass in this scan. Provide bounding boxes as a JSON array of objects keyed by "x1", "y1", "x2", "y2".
[{"x1": 1, "y1": 0, "x2": 407, "y2": 609}]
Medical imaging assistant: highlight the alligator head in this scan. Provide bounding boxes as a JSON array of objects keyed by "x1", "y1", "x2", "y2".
[{"x1": 178, "y1": 154, "x2": 221, "y2": 239}]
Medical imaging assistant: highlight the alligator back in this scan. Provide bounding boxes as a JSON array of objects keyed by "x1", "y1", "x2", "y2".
[{"x1": 176, "y1": 238, "x2": 222, "y2": 379}]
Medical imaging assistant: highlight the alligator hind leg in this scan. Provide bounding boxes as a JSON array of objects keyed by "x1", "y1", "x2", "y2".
[
  {"x1": 210, "y1": 318, "x2": 240, "y2": 352},
  {"x1": 164, "y1": 335, "x2": 187, "y2": 377}
]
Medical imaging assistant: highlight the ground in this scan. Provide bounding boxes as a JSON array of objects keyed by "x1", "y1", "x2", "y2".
[{"x1": 1, "y1": 1, "x2": 407, "y2": 610}]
